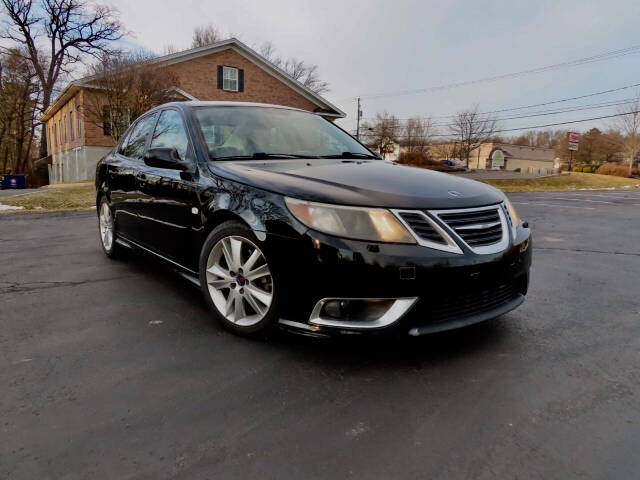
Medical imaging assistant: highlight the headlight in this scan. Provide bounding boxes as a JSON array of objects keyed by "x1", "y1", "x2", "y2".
[
  {"x1": 285, "y1": 197, "x2": 416, "y2": 244},
  {"x1": 503, "y1": 196, "x2": 520, "y2": 227}
]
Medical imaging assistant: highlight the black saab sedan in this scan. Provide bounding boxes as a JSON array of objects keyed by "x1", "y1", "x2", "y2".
[{"x1": 96, "y1": 101, "x2": 531, "y2": 337}]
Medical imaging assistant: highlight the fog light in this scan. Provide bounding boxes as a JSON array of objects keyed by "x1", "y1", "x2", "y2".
[
  {"x1": 321, "y1": 299, "x2": 391, "y2": 321},
  {"x1": 520, "y1": 238, "x2": 530, "y2": 253},
  {"x1": 310, "y1": 297, "x2": 418, "y2": 329}
]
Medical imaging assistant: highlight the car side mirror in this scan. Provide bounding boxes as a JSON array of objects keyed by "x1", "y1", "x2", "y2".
[{"x1": 144, "y1": 147, "x2": 189, "y2": 170}]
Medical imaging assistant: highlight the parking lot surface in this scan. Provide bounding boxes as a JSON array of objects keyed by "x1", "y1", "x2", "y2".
[{"x1": 1, "y1": 190, "x2": 640, "y2": 479}]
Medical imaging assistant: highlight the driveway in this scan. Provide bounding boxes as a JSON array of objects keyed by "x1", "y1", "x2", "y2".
[{"x1": 1, "y1": 191, "x2": 639, "y2": 479}]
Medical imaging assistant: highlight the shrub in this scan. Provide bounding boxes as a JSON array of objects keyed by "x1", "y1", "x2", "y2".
[
  {"x1": 398, "y1": 151, "x2": 429, "y2": 166},
  {"x1": 572, "y1": 166, "x2": 582, "y2": 172},
  {"x1": 582, "y1": 166, "x2": 594, "y2": 173},
  {"x1": 595, "y1": 163, "x2": 632, "y2": 177}
]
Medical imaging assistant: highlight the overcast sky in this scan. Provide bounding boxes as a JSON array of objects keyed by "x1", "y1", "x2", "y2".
[{"x1": 109, "y1": 0, "x2": 640, "y2": 136}]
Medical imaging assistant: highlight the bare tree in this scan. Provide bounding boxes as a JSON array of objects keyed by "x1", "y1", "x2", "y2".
[
  {"x1": 403, "y1": 116, "x2": 435, "y2": 153},
  {"x1": 259, "y1": 41, "x2": 329, "y2": 94},
  {"x1": 361, "y1": 112, "x2": 400, "y2": 158},
  {"x1": 191, "y1": 24, "x2": 222, "y2": 48},
  {"x1": 1, "y1": 0, "x2": 124, "y2": 157},
  {"x1": 0, "y1": 48, "x2": 40, "y2": 173},
  {"x1": 83, "y1": 52, "x2": 178, "y2": 142},
  {"x1": 448, "y1": 106, "x2": 498, "y2": 167},
  {"x1": 431, "y1": 141, "x2": 461, "y2": 161},
  {"x1": 615, "y1": 94, "x2": 640, "y2": 176}
]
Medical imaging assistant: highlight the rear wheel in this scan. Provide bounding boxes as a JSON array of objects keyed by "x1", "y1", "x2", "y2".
[
  {"x1": 98, "y1": 197, "x2": 123, "y2": 258},
  {"x1": 199, "y1": 221, "x2": 278, "y2": 336}
]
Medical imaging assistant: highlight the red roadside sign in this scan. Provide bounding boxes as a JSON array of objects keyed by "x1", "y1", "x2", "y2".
[{"x1": 568, "y1": 132, "x2": 580, "y2": 151}]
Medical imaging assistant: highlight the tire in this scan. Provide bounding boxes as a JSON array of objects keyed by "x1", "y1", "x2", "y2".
[
  {"x1": 199, "y1": 220, "x2": 279, "y2": 336},
  {"x1": 98, "y1": 196, "x2": 123, "y2": 259}
]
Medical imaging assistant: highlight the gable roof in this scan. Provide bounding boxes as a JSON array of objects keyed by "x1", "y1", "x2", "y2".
[{"x1": 41, "y1": 38, "x2": 345, "y2": 122}]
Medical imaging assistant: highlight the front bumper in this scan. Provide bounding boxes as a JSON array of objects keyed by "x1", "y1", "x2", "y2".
[{"x1": 263, "y1": 223, "x2": 532, "y2": 337}]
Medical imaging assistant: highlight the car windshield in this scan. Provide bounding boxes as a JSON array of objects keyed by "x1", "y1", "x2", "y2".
[{"x1": 194, "y1": 106, "x2": 374, "y2": 160}]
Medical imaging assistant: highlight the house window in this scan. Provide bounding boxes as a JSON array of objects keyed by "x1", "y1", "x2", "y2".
[
  {"x1": 70, "y1": 110, "x2": 74, "y2": 140},
  {"x1": 76, "y1": 107, "x2": 82, "y2": 138},
  {"x1": 58, "y1": 120, "x2": 62, "y2": 145},
  {"x1": 102, "y1": 106, "x2": 112, "y2": 136},
  {"x1": 223, "y1": 66, "x2": 238, "y2": 91}
]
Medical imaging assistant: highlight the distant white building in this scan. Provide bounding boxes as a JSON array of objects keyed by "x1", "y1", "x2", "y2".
[{"x1": 465, "y1": 143, "x2": 556, "y2": 173}]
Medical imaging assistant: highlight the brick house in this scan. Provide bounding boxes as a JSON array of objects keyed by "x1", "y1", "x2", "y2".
[{"x1": 40, "y1": 38, "x2": 345, "y2": 184}]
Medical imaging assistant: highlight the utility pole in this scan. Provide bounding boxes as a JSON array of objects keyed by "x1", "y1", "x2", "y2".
[{"x1": 356, "y1": 97, "x2": 361, "y2": 140}]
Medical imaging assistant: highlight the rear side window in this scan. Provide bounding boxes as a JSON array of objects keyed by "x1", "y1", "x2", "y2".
[
  {"x1": 150, "y1": 110, "x2": 190, "y2": 160},
  {"x1": 121, "y1": 114, "x2": 157, "y2": 160}
]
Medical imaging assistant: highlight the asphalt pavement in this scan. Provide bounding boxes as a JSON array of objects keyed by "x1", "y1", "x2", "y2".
[{"x1": 1, "y1": 190, "x2": 640, "y2": 479}]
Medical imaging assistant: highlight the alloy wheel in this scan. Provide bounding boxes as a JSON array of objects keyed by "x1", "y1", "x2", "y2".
[
  {"x1": 99, "y1": 202, "x2": 114, "y2": 251},
  {"x1": 205, "y1": 235, "x2": 273, "y2": 327}
]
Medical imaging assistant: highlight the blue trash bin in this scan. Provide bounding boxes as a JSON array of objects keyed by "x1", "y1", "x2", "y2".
[{"x1": 1, "y1": 174, "x2": 27, "y2": 189}]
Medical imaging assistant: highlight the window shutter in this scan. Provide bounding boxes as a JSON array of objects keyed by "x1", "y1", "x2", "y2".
[
  {"x1": 238, "y1": 69, "x2": 244, "y2": 92},
  {"x1": 217, "y1": 66, "x2": 223, "y2": 89}
]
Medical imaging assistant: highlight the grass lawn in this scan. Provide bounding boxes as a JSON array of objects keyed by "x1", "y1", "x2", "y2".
[
  {"x1": 0, "y1": 181, "x2": 95, "y2": 213},
  {"x1": 482, "y1": 172, "x2": 640, "y2": 192}
]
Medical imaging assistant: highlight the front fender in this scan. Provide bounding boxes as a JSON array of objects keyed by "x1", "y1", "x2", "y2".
[{"x1": 200, "y1": 178, "x2": 307, "y2": 239}]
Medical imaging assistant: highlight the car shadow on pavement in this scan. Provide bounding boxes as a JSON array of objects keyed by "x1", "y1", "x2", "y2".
[{"x1": 122, "y1": 251, "x2": 512, "y2": 370}]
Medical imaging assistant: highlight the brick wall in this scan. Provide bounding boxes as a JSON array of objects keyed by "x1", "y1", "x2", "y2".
[
  {"x1": 45, "y1": 89, "x2": 116, "y2": 156},
  {"x1": 46, "y1": 46, "x2": 324, "y2": 155},
  {"x1": 167, "y1": 49, "x2": 318, "y2": 111}
]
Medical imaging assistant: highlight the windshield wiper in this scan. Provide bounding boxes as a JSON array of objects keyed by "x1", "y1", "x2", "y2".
[
  {"x1": 212, "y1": 152, "x2": 318, "y2": 160},
  {"x1": 320, "y1": 151, "x2": 379, "y2": 159}
]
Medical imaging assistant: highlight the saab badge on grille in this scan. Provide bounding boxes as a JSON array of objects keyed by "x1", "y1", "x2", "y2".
[{"x1": 448, "y1": 190, "x2": 462, "y2": 197}]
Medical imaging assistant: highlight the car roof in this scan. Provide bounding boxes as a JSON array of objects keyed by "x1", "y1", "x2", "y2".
[{"x1": 151, "y1": 101, "x2": 312, "y2": 115}]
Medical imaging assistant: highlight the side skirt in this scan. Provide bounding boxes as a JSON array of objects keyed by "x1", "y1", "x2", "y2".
[{"x1": 115, "y1": 236, "x2": 200, "y2": 285}]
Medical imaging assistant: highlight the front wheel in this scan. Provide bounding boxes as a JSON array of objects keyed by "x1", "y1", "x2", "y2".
[{"x1": 199, "y1": 221, "x2": 279, "y2": 336}]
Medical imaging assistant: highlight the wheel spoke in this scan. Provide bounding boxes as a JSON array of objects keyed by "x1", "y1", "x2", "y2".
[
  {"x1": 221, "y1": 239, "x2": 234, "y2": 270},
  {"x1": 246, "y1": 285, "x2": 272, "y2": 306},
  {"x1": 224, "y1": 290, "x2": 237, "y2": 317},
  {"x1": 233, "y1": 295, "x2": 246, "y2": 323},
  {"x1": 243, "y1": 249, "x2": 261, "y2": 272},
  {"x1": 246, "y1": 263, "x2": 270, "y2": 281},
  {"x1": 208, "y1": 278, "x2": 233, "y2": 289},
  {"x1": 244, "y1": 289, "x2": 266, "y2": 315},
  {"x1": 207, "y1": 264, "x2": 232, "y2": 280},
  {"x1": 230, "y1": 237, "x2": 243, "y2": 270}
]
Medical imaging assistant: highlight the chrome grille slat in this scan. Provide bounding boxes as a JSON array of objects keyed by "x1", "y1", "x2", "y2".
[
  {"x1": 397, "y1": 213, "x2": 446, "y2": 244},
  {"x1": 435, "y1": 205, "x2": 505, "y2": 249}
]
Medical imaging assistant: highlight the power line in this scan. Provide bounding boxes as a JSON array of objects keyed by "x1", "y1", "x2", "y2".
[
  {"x1": 360, "y1": 109, "x2": 639, "y2": 138},
  {"x1": 345, "y1": 44, "x2": 640, "y2": 101},
  {"x1": 361, "y1": 81, "x2": 640, "y2": 121},
  {"x1": 363, "y1": 97, "x2": 636, "y2": 130}
]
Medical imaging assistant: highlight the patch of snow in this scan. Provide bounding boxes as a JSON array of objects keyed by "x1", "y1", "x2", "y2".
[{"x1": 0, "y1": 204, "x2": 24, "y2": 211}]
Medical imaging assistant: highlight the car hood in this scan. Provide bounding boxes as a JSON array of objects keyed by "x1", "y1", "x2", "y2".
[{"x1": 209, "y1": 159, "x2": 504, "y2": 209}]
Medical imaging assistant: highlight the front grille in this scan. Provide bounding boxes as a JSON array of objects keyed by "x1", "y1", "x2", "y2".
[
  {"x1": 419, "y1": 282, "x2": 518, "y2": 323},
  {"x1": 397, "y1": 212, "x2": 445, "y2": 244},
  {"x1": 437, "y1": 207, "x2": 503, "y2": 247}
]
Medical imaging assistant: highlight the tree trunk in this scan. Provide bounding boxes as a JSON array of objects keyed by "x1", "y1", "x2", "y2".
[{"x1": 38, "y1": 87, "x2": 53, "y2": 158}]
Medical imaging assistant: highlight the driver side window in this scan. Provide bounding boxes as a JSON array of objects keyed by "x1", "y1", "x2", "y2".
[{"x1": 150, "y1": 110, "x2": 190, "y2": 160}]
